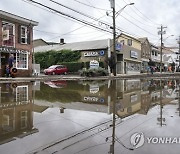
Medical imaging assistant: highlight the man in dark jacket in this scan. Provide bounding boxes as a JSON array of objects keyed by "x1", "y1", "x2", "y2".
[
  {"x1": 148, "y1": 59, "x2": 155, "y2": 74},
  {"x1": 8, "y1": 54, "x2": 15, "y2": 77}
]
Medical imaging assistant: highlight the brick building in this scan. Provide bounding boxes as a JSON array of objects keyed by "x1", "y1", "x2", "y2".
[{"x1": 0, "y1": 10, "x2": 38, "y2": 77}]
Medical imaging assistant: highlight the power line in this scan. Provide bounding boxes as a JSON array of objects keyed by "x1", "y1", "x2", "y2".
[
  {"x1": 120, "y1": 15, "x2": 157, "y2": 37},
  {"x1": 116, "y1": 4, "x2": 157, "y2": 28},
  {"x1": 24, "y1": 0, "x2": 113, "y2": 34},
  {"x1": 74, "y1": 0, "x2": 110, "y2": 11},
  {"x1": 122, "y1": 0, "x2": 161, "y2": 26},
  {"x1": 24, "y1": 0, "x2": 158, "y2": 43}
]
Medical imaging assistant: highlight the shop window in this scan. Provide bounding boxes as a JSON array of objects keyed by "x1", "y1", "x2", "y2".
[
  {"x1": 21, "y1": 26, "x2": 28, "y2": 44},
  {"x1": 127, "y1": 39, "x2": 132, "y2": 46},
  {"x1": 16, "y1": 52, "x2": 28, "y2": 69},
  {"x1": 2, "y1": 21, "x2": 15, "y2": 47},
  {"x1": 126, "y1": 62, "x2": 141, "y2": 72}
]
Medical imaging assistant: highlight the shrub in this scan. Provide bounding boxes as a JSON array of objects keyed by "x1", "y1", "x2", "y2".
[
  {"x1": 34, "y1": 50, "x2": 81, "y2": 69},
  {"x1": 59, "y1": 62, "x2": 83, "y2": 73},
  {"x1": 79, "y1": 67, "x2": 108, "y2": 77}
]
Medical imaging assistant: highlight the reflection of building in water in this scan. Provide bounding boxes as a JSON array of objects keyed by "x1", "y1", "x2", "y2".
[
  {"x1": 70, "y1": 81, "x2": 109, "y2": 113},
  {"x1": 0, "y1": 83, "x2": 38, "y2": 145},
  {"x1": 110, "y1": 80, "x2": 142, "y2": 118},
  {"x1": 115, "y1": 79, "x2": 176, "y2": 118}
]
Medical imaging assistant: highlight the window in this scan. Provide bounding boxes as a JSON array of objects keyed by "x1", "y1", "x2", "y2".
[
  {"x1": 15, "y1": 85, "x2": 28, "y2": 102},
  {"x1": 2, "y1": 21, "x2": 15, "y2": 47},
  {"x1": 21, "y1": 111, "x2": 28, "y2": 129},
  {"x1": 127, "y1": 39, "x2": 132, "y2": 46},
  {"x1": 120, "y1": 40, "x2": 125, "y2": 45},
  {"x1": 16, "y1": 52, "x2": 28, "y2": 69},
  {"x1": 21, "y1": 26, "x2": 28, "y2": 44}
]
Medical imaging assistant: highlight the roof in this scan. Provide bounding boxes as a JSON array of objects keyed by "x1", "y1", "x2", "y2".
[
  {"x1": 138, "y1": 37, "x2": 149, "y2": 43},
  {"x1": 0, "y1": 10, "x2": 38, "y2": 26},
  {"x1": 118, "y1": 33, "x2": 141, "y2": 43},
  {"x1": 34, "y1": 39, "x2": 109, "y2": 52},
  {"x1": 33, "y1": 39, "x2": 49, "y2": 47}
]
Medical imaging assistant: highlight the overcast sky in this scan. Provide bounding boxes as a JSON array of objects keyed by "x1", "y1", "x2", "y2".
[{"x1": 0, "y1": 0, "x2": 179, "y2": 47}]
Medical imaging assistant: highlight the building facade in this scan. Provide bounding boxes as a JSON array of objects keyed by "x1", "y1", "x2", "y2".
[
  {"x1": 117, "y1": 33, "x2": 142, "y2": 74},
  {"x1": 0, "y1": 10, "x2": 38, "y2": 77},
  {"x1": 139, "y1": 37, "x2": 151, "y2": 73}
]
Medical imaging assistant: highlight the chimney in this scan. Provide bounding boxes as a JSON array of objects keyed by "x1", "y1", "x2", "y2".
[{"x1": 60, "y1": 38, "x2": 65, "y2": 45}]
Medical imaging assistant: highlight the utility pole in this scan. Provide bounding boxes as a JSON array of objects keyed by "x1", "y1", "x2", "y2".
[
  {"x1": 109, "y1": 0, "x2": 117, "y2": 76},
  {"x1": 157, "y1": 80, "x2": 166, "y2": 126},
  {"x1": 177, "y1": 36, "x2": 180, "y2": 67},
  {"x1": 158, "y1": 25, "x2": 167, "y2": 73}
]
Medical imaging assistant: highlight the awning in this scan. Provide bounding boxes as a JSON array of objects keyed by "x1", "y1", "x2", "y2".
[{"x1": 0, "y1": 46, "x2": 28, "y2": 54}]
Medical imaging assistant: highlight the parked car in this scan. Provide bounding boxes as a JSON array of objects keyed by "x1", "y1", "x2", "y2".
[{"x1": 44, "y1": 65, "x2": 68, "y2": 75}]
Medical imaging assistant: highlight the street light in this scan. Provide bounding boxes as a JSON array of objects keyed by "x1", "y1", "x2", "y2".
[
  {"x1": 115, "y1": 3, "x2": 135, "y2": 17},
  {"x1": 109, "y1": 0, "x2": 134, "y2": 76},
  {"x1": 163, "y1": 34, "x2": 174, "y2": 42}
]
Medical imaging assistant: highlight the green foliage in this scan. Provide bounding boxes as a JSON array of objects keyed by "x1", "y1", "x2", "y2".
[
  {"x1": 59, "y1": 62, "x2": 83, "y2": 72},
  {"x1": 34, "y1": 50, "x2": 81, "y2": 69},
  {"x1": 79, "y1": 67, "x2": 108, "y2": 77}
]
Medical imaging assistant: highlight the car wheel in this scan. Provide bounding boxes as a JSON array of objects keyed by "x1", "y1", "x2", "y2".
[
  {"x1": 64, "y1": 72, "x2": 67, "y2": 75},
  {"x1": 52, "y1": 72, "x2": 55, "y2": 75}
]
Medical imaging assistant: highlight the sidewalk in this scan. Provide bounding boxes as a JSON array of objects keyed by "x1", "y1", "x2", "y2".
[{"x1": 0, "y1": 72, "x2": 179, "y2": 83}]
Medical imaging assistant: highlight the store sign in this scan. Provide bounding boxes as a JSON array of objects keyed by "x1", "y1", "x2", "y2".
[
  {"x1": 130, "y1": 50, "x2": 138, "y2": 59},
  {"x1": 2, "y1": 30, "x2": 9, "y2": 41},
  {"x1": 83, "y1": 96, "x2": 105, "y2": 103},
  {"x1": 84, "y1": 51, "x2": 99, "y2": 57},
  {"x1": 130, "y1": 94, "x2": 138, "y2": 103},
  {"x1": 116, "y1": 42, "x2": 122, "y2": 51},
  {"x1": 89, "y1": 84, "x2": 99, "y2": 94},
  {"x1": 90, "y1": 60, "x2": 99, "y2": 69},
  {"x1": 0, "y1": 46, "x2": 27, "y2": 53}
]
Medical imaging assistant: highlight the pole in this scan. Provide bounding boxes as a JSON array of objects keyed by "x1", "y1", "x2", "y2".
[
  {"x1": 112, "y1": 0, "x2": 117, "y2": 76},
  {"x1": 178, "y1": 36, "x2": 180, "y2": 67},
  {"x1": 160, "y1": 26, "x2": 163, "y2": 73},
  {"x1": 158, "y1": 25, "x2": 167, "y2": 73}
]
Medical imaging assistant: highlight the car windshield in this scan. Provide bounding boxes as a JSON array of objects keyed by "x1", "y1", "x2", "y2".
[{"x1": 48, "y1": 66, "x2": 57, "y2": 69}]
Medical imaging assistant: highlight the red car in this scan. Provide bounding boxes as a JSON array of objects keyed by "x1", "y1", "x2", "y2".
[{"x1": 44, "y1": 65, "x2": 68, "y2": 75}]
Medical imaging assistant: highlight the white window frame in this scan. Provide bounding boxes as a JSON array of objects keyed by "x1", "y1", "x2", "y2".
[
  {"x1": 15, "y1": 85, "x2": 28, "y2": 103},
  {"x1": 21, "y1": 26, "x2": 28, "y2": 44},
  {"x1": 15, "y1": 52, "x2": 28, "y2": 70},
  {"x1": 127, "y1": 39, "x2": 132, "y2": 46},
  {"x1": 2, "y1": 21, "x2": 15, "y2": 47}
]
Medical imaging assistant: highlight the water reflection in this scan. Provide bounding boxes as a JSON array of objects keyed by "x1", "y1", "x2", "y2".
[
  {"x1": 0, "y1": 79, "x2": 180, "y2": 154},
  {"x1": 0, "y1": 82, "x2": 38, "y2": 145}
]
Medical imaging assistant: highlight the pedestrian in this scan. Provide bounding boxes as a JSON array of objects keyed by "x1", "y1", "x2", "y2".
[
  {"x1": 8, "y1": 54, "x2": 15, "y2": 77},
  {"x1": 171, "y1": 62, "x2": 175, "y2": 73},
  {"x1": 148, "y1": 59, "x2": 155, "y2": 74},
  {"x1": 5, "y1": 64, "x2": 10, "y2": 77}
]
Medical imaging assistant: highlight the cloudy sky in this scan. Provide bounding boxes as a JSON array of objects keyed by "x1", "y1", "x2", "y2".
[{"x1": 0, "y1": 0, "x2": 179, "y2": 47}]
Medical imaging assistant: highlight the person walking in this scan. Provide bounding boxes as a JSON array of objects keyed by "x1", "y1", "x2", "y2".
[
  {"x1": 148, "y1": 59, "x2": 155, "y2": 74},
  {"x1": 171, "y1": 62, "x2": 175, "y2": 73},
  {"x1": 8, "y1": 54, "x2": 15, "y2": 77}
]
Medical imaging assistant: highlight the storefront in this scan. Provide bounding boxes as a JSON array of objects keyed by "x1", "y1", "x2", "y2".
[
  {"x1": 123, "y1": 50, "x2": 142, "y2": 74},
  {"x1": 0, "y1": 47, "x2": 30, "y2": 77}
]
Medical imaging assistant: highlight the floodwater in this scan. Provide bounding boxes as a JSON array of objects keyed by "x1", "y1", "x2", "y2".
[{"x1": 0, "y1": 79, "x2": 180, "y2": 154}]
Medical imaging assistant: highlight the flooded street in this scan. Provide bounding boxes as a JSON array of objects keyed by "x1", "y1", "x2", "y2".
[{"x1": 0, "y1": 79, "x2": 180, "y2": 154}]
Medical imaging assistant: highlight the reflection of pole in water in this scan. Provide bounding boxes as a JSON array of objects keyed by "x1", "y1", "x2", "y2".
[
  {"x1": 177, "y1": 80, "x2": 180, "y2": 116},
  {"x1": 157, "y1": 80, "x2": 166, "y2": 126},
  {"x1": 109, "y1": 95, "x2": 116, "y2": 154}
]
